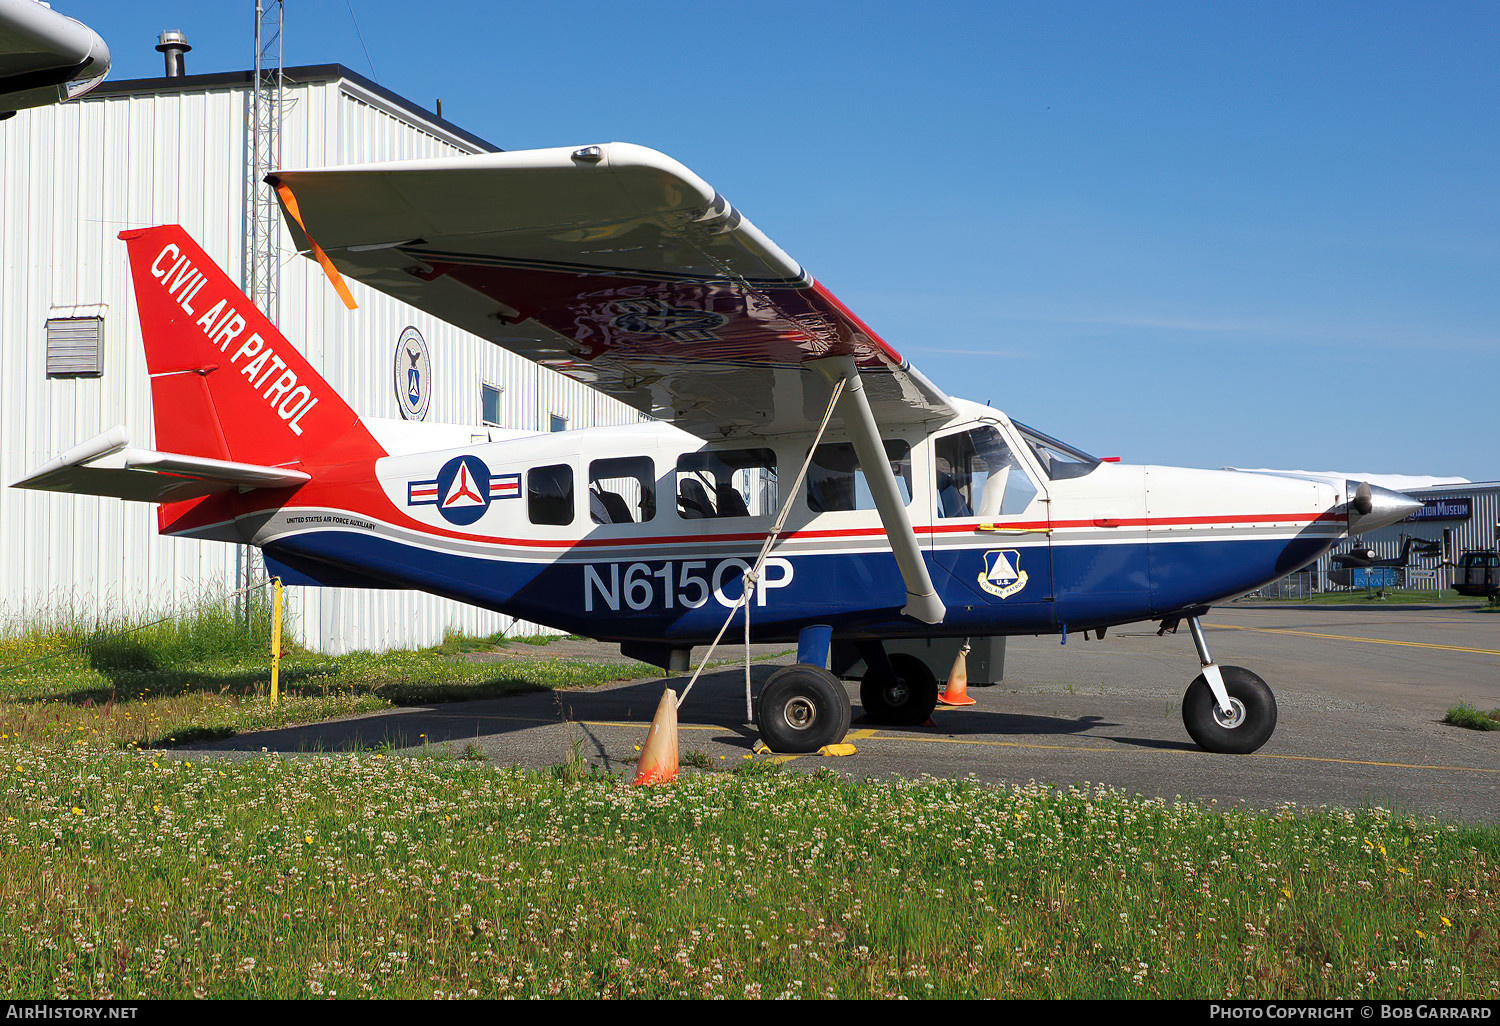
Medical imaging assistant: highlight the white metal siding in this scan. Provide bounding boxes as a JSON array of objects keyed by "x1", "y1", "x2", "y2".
[{"x1": 0, "y1": 71, "x2": 643, "y2": 653}]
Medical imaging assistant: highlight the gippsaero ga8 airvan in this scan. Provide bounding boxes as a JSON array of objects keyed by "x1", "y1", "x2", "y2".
[{"x1": 14, "y1": 143, "x2": 1422, "y2": 755}]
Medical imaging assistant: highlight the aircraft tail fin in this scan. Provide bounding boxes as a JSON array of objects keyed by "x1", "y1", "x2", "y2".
[{"x1": 118, "y1": 224, "x2": 381, "y2": 470}]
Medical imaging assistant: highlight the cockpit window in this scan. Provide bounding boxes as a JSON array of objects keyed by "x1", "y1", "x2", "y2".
[
  {"x1": 1012, "y1": 421, "x2": 1101, "y2": 480},
  {"x1": 935, "y1": 426, "x2": 1038, "y2": 518}
]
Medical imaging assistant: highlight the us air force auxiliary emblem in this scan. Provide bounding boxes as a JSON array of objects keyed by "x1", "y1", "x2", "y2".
[
  {"x1": 394, "y1": 326, "x2": 432, "y2": 421},
  {"x1": 978, "y1": 549, "x2": 1029, "y2": 599}
]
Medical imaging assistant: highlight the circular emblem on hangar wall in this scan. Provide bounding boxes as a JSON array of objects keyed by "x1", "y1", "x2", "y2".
[{"x1": 394, "y1": 326, "x2": 432, "y2": 421}]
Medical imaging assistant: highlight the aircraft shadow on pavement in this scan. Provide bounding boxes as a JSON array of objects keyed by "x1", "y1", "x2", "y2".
[
  {"x1": 1094, "y1": 735, "x2": 1202, "y2": 753},
  {"x1": 185, "y1": 668, "x2": 1135, "y2": 755}
]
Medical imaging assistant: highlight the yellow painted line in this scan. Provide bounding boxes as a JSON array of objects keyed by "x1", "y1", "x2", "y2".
[
  {"x1": 419, "y1": 712, "x2": 726, "y2": 732},
  {"x1": 407, "y1": 711, "x2": 1499, "y2": 775},
  {"x1": 1209, "y1": 623, "x2": 1500, "y2": 657},
  {"x1": 1248, "y1": 752, "x2": 1500, "y2": 774},
  {"x1": 842, "y1": 729, "x2": 1500, "y2": 774}
]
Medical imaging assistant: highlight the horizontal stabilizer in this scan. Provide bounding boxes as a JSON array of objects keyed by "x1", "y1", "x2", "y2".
[{"x1": 11, "y1": 426, "x2": 310, "y2": 504}]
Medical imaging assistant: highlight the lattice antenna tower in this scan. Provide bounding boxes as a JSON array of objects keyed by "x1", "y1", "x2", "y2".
[
  {"x1": 246, "y1": 0, "x2": 283, "y2": 319},
  {"x1": 240, "y1": 0, "x2": 286, "y2": 611}
]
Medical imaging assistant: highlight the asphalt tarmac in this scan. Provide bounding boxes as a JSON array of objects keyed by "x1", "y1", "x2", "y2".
[{"x1": 193, "y1": 603, "x2": 1500, "y2": 822}]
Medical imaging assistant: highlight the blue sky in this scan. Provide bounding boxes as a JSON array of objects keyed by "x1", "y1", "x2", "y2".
[{"x1": 63, "y1": 1, "x2": 1499, "y2": 478}]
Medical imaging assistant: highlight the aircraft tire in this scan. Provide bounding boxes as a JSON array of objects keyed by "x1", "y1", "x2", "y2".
[
  {"x1": 859, "y1": 652, "x2": 939, "y2": 727},
  {"x1": 757, "y1": 664, "x2": 851, "y2": 754},
  {"x1": 1181, "y1": 666, "x2": 1277, "y2": 754}
]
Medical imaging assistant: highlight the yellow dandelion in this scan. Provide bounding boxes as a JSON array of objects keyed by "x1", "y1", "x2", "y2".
[
  {"x1": 304, "y1": 835, "x2": 313, "y2": 844},
  {"x1": 1415, "y1": 929, "x2": 1426, "y2": 938},
  {"x1": 71, "y1": 807, "x2": 82, "y2": 815},
  {"x1": 1397, "y1": 867, "x2": 1409, "y2": 875},
  {"x1": 1281, "y1": 888, "x2": 1291, "y2": 899},
  {"x1": 1441, "y1": 916, "x2": 1452, "y2": 928}
]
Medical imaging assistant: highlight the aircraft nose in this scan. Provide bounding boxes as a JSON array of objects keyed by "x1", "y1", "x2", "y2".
[{"x1": 1345, "y1": 481, "x2": 1424, "y2": 534}]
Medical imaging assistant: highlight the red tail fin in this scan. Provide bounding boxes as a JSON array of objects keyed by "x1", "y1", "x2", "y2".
[{"x1": 120, "y1": 225, "x2": 380, "y2": 469}]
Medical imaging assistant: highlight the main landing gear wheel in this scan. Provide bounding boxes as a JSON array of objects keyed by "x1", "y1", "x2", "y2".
[
  {"x1": 860, "y1": 652, "x2": 939, "y2": 727},
  {"x1": 1181, "y1": 666, "x2": 1278, "y2": 754},
  {"x1": 757, "y1": 664, "x2": 852, "y2": 754}
]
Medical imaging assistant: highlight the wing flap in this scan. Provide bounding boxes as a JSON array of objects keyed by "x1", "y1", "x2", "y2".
[{"x1": 12, "y1": 427, "x2": 310, "y2": 504}]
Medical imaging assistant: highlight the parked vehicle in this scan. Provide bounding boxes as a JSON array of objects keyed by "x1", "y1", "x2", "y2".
[{"x1": 1452, "y1": 549, "x2": 1500, "y2": 602}]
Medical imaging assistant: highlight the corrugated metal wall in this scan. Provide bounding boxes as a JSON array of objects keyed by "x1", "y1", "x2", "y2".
[{"x1": 0, "y1": 71, "x2": 642, "y2": 652}]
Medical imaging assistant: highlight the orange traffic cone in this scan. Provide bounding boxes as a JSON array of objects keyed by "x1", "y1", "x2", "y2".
[
  {"x1": 632, "y1": 687, "x2": 679, "y2": 785},
  {"x1": 937, "y1": 641, "x2": 977, "y2": 706}
]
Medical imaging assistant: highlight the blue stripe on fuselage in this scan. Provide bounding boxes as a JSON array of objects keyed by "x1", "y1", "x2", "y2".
[{"x1": 263, "y1": 530, "x2": 1338, "y2": 643}]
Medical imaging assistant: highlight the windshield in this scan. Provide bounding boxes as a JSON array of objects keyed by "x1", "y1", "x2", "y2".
[{"x1": 1012, "y1": 421, "x2": 1101, "y2": 480}]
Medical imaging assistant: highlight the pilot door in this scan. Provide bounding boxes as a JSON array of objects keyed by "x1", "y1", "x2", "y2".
[{"x1": 924, "y1": 422, "x2": 1056, "y2": 632}]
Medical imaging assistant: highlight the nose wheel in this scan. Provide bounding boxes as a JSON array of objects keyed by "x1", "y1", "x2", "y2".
[
  {"x1": 1182, "y1": 665, "x2": 1277, "y2": 753},
  {"x1": 1179, "y1": 615, "x2": 1278, "y2": 754}
]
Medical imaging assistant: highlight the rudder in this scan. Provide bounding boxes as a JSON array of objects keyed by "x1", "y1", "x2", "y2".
[{"x1": 120, "y1": 224, "x2": 377, "y2": 470}]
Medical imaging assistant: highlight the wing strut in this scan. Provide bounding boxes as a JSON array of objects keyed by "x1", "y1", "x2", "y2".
[{"x1": 811, "y1": 355, "x2": 946, "y2": 624}]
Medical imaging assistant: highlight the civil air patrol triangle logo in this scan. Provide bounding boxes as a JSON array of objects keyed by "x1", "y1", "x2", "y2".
[
  {"x1": 978, "y1": 549, "x2": 1029, "y2": 599},
  {"x1": 407, "y1": 455, "x2": 519, "y2": 526}
]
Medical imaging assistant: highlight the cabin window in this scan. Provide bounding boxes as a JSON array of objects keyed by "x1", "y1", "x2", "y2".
[
  {"x1": 549, "y1": 414, "x2": 569, "y2": 433},
  {"x1": 935, "y1": 426, "x2": 1038, "y2": 518},
  {"x1": 590, "y1": 456, "x2": 655, "y2": 524},
  {"x1": 676, "y1": 448, "x2": 778, "y2": 520},
  {"x1": 805, "y1": 440, "x2": 912, "y2": 513},
  {"x1": 528, "y1": 464, "x2": 574, "y2": 525}
]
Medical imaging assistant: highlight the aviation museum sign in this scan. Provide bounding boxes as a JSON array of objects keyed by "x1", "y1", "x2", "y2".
[{"x1": 1407, "y1": 497, "x2": 1472, "y2": 522}]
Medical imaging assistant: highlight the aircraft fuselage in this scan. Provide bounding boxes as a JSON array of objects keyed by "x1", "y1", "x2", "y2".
[{"x1": 245, "y1": 398, "x2": 1349, "y2": 645}]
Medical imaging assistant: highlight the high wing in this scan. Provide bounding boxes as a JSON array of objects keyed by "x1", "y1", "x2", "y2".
[
  {"x1": 14, "y1": 427, "x2": 310, "y2": 504},
  {"x1": 268, "y1": 143, "x2": 955, "y2": 439},
  {"x1": 0, "y1": 0, "x2": 110, "y2": 117},
  {"x1": 272, "y1": 143, "x2": 951, "y2": 621}
]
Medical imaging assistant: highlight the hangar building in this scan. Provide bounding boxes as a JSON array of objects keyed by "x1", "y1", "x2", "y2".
[{"x1": 0, "y1": 61, "x2": 641, "y2": 651}]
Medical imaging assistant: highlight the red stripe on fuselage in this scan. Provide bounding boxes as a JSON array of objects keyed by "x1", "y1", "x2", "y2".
[{"x1": 249, "y1": 502, "x2": 1345, "y2": 553}]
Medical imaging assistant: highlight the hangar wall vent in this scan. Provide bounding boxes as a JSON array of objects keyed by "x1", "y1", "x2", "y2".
[{"x1": 44, "y1": 309, "x2": 105, "y2": 378}]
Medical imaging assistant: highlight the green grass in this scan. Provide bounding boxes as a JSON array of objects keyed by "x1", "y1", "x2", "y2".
[
  {"x1": 0, "y1": 748, "x2": 1495, "y2": 999},
  {"x1": 0, "y1": 600, "x2": 647, "y2": 750},
  {"x1": 1443, "y1": 704, "x2": 1500, "y2": 731},
  {"x1": 1244, "y1": 588, "x2": 1478, "y2": 606}
]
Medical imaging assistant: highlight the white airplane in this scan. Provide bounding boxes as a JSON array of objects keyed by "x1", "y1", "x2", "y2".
[
  {"x1": 0, "y1": 0, "x2": 109, "y2": 119},
  {"x1": 14, "y1": 143, "x2": 1421, "y2": 755}
]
